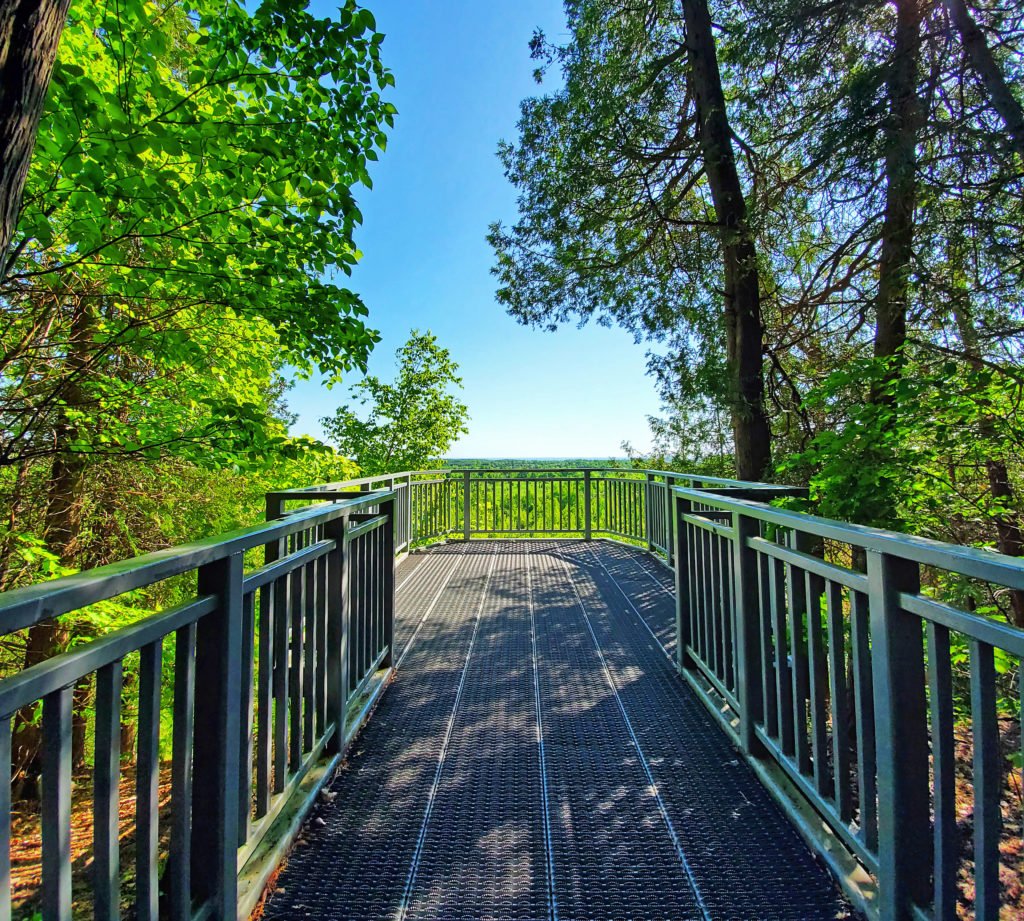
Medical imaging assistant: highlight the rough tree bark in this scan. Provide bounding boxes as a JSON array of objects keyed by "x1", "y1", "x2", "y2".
[
  {"x1": 681, "y1": 0, "x2": 773, "y2": 481},
  {"x1": 873, "y1": 0, "x2": 924, "y2": 396},
  {"x1": 944, "y1": 0, "x2": 1024, "y2": 158},
  {"x1": 0, "y1": 0, "x2": 71, "y2": 282}
]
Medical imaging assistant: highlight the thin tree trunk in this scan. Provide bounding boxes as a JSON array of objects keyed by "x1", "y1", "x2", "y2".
[
  {"x1": 0, "y1": 0, "x2": 71, "y2": 282},
  {"x1": 0, "y1": 458, "x2": 31, "y2": 590},
  {"x1": 681, "y1": 0, "x2": 772, "y2": 481},
  {"x1": 944, "y1": 0, "x2": 1024, "y2": 158},
  {"x1": 12, "y1": 297, "x2": 93, "y2": 787},
  {"x1": 861, "y1": 0, "x2": 924, "y2": 531}
]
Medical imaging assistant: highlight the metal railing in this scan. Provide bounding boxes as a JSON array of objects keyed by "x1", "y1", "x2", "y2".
[
  {"x1": 0, "y1": 490, "x2": 396, "y2": 921},
  {"x1": 424, "y1": 467, "x2": 775, "y2": 558},
  {"x1": 267, "y1": 467, "x2": 753, "y2": 559},
  {"x1": 266, "y1": 470, "x2": 454, "y2": 554},
  {"x1": 672, "y1": 486, "x2": 1024, "y2": 921}
]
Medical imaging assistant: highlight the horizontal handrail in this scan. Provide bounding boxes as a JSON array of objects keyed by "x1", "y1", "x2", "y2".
[
  {"x1": 270, "y1": 470, "x2": 449, "y2": 493},
  {"x1": 0, "y1": 596, "x2": 219, "y2": 718},
  {"x1": 0, "y1": 490, "x2": 392, "y2": 632},
  {"x1": 673, "y1": 485, "x2": 1024, "y2": 589},
  {"x1": 242, "y1": 539, "x2": 335, "y2": 593}
]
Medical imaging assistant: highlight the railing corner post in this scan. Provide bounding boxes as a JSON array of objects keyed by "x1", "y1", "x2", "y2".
[
  {"x1": 324, "y1": 513, "x2": 350, "y2": 755},
  {"x1": 584, "y1": 469, "x2": 592, "y2": 541},
  {"x1": 732, "y1": 511, "x2": 764, "y2": 755},
  {"x1": 265, "y1": 493, "x2": 286, "y2": 567},
  {"x1": 265, "y1": 493, "x2": 285, "y2": 522},
  {"x1": 462, "y1": 470, "x2": 471, "y2": 540},
  {"x1": 867, "y1": 548, "x2": 931, "y2": 920},
  {"x1": 192, "y1": 551, "x2": 244, "y2": 921},
  {"x1": 405, "y1": 474, "x2": 414, "y2": 545},
  {"x1": 672, "y1": 491, "x2": 692, "y2": 674},
  {"x1": 634, "y1": 475, "x2": 651, "y2": 553}
]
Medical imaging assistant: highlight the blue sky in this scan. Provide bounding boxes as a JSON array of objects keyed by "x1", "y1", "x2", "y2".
[{"x1": 290, "y1": 0, "x2": 663, "y2": 458}]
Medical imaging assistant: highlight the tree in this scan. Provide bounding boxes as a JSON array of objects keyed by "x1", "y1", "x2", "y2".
[
  {"x1": 717, "y1": 0, "x2": 1023, "y2": 520},
  {"x1": 322, "y1": 331, "x2": 469, "y2": 475},
  {"x1": 2, "y1": 0, "x2": 394, "y2": 558},
  {"x1": 489, "y1": 0, "x2": 772, "y2": 480},
  {"x1": 0, "y1": 0, "x2": 70, "y2": 281},
  {"x1": 2, "y1": 0, "x2": 394, "y2": 782},
  {"x1": 680, "y1": 0, "x2": 772, "y2": 480},
  {"x1": 944, "y1": 0, "x2": 1024, "y2": 157},
  {"x1": 872, "y1": 0, "x2": 924, "y2": 397}
]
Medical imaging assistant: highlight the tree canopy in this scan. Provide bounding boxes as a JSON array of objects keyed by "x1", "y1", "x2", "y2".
[
  {"x1": 0, "y1": 0, "x2": 396, "y2": 776},
  {"x1": 2, "y1": 0, "x2": 394, "y2": 471},
  {"x1": 323, "y1": 330, "x2": 470, "y2": 475}
]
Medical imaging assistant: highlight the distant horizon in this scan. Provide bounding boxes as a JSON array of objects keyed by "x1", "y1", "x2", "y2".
[{"x1": 445, "y1": 455, "x2": 629, "y2": 461}]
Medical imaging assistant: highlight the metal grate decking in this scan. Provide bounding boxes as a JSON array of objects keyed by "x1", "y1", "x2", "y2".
[{"x1": 261, "y1": 541, "x2": 853, "y2": 921}]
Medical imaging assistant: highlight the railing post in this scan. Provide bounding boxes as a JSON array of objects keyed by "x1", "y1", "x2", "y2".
[
  {"x1": 406, "y1": 474, "x2": 413, "y2": 543},
  {"x1": 265, "y1": 493, "x2": 285, "y2": 522},
  {"x1": 265, "y1": 493, "x2": 286, "y2": 550},
  {"x1": 867, "y1": 549, "x2": 931, "y2": 920},
  {"x1": 382, "y1": 496, "x2": 396, "y2": 668},
  {"x1": 385, "y1": 477, "x2": 400, "y2": 551},
  {"x1": 663, "y1": 476, "x2": 674, "y2": 567},
  {"x1": 644, "y1": 473, "x2": 655, "y2": 553},
  {"x1": 324, "y1": 513, "x2": 350, "y2": 754},
  {"x1": 732, "y1": 511, "x2": 764, "y2": 754},
  {"x1": 462, "y1": 470, "x2": 471, "y2": 540},
  {"x1": 584, "y1": 469, "x2": 592, "y2": 540},
  {"x1": 41, "y1": 686, "x2": 72, "y2": 921},
  {"x1": 192, "y1": 552, "x2": 244, "y2": 921},
  {"x1": 672, "y1": 491, "x2": 693, "y2": 674}
]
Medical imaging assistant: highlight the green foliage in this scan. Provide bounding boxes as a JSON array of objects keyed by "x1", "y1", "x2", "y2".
[
  {"x1": 0, "y1": 0, "x2": 391, "y2": 773},
  {"x1": 323, "y1": 331, "x2": 469, "y2": 475},
  {"x1": 787, "y1": 355, "x2": 1024, "y2": 539},
  {"x1": 488, "y1": 0, "x2": 732, "y2": 411},
  {"x1": 2, "y1": 0, "x2": 395, "y2": 471},
  {"x1": 622, "y1": 397, "x2": 735, "y2": 478},
  {"x1": 446, "y1": 458, "x2": 627, "y2": 470}
]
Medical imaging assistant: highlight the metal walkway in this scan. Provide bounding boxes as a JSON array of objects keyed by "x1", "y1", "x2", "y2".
[{"x1": 261, "y1": 541, "x2": 852, "y2": 921}]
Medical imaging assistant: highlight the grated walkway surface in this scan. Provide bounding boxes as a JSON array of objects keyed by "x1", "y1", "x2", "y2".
[{"x1": 262, "y1": 541, "x2": 852, "y2": 921}]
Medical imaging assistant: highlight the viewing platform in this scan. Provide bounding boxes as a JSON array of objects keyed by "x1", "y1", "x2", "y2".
[{"x1": 1, "y1": 466, "x2": 1022, "y2": 921}]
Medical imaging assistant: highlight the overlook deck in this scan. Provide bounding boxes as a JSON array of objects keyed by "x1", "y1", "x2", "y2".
[
  {"x1": 261, "y1": 540, "x2": 849, "y2": 921},
  {"x1": 7, "y1": 468, "x2": 1020, "y2": 921}
]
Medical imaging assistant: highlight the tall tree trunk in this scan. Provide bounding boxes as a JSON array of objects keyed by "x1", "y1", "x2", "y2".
[
  {"x1": 944, "y1": 0, "x2": 1024, "y2": 158},
  {"x1": 952, "y1": 301, "x2": 1024, "y2": 627},
  {"x1": 681, "y1": 0, "x2": 772, "y2": 481},
  {"x1": 12, "y1": 297, "x2": 93, "y2": 788},
  {"x1": 860, "y1": 0, "x2": 924, "y2": 531},
  {"x1": 0, "y1": 0, "x2": 71, "y2": 282},
  {"x1": 873, "y1": 0, "x2": 924, "y2": 397}
]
